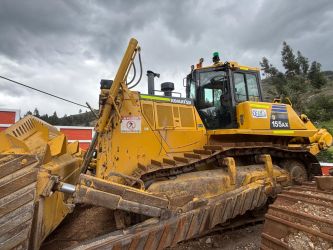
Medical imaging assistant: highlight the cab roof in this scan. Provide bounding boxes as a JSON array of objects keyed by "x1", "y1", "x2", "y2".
[{"x1": 195, "y1": 61, "x2": 260, "y2": 72}]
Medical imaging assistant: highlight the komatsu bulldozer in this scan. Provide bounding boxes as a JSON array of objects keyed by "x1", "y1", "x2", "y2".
[{"x1": 1, "y1": 38, "x2": 332, "y2": 250}]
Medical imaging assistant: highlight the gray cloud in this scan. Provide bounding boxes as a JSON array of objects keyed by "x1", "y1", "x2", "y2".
[{"x1": 0, "y1": 0, "x2": 332, "y2": 116}]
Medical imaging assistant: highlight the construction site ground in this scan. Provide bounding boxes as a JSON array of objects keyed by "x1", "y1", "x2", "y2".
[{"x1": 41, "y1": 205, "x2": 262, "y2": 250}]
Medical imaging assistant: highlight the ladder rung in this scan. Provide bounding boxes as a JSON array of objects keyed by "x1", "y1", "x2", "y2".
[
  {"x1": 173, "y1": 156, "x2": 190, "y2": 163},
  {"x1": 184, "y1": 153, "x2": 201, "y2": 159},
  {"x1": 193, "y1": 149, "x2": 212, "y2": 155},
  {"x1": 151, "y1": 159, "x2": 163, "y2": 167},
  {"x1": 203, "y1": 145, "x2": 223, "y2": 151},
  {"x1": 163, "y1": 158, "x2": 176, "y2": 165},
  {"x1": 138, "y1": 163, "x2": 148, "y2": 172}
]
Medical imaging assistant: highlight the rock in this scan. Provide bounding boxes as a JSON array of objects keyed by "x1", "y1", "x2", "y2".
[{"x1": 205, "y1": 237, "x2": 212, "y2": 244}]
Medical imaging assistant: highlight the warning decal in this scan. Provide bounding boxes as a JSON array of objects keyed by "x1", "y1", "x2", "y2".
[{"x1": 121, "y1": 116, "x2": 141, "y2": 133}]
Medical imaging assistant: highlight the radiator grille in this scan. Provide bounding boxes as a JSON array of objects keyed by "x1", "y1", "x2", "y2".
[
  {"x1": 142, "y1": 103, "x2": 155, "y2": 127},
  {"x1": 179, "y1": 107, "x2": 194, "y2": 127},
  {"x1": 156, "y1": 105, "x2": 174, "y2": 128},
  {"x1": 173, "y1": 107, "x2": 179, "y2": 118}
]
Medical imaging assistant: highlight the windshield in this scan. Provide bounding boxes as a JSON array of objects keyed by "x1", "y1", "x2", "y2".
[
  {"x1": 199, "y1": 70, "x2": 227, "y2": 108},
  {"x1": 200, "y1": 70, "x2": 227, "y2": 87}
]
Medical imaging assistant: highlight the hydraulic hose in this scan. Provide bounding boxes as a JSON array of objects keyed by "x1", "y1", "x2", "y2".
[{"x1": 128, "y1": 50, "x2": 143, "y2": 89}]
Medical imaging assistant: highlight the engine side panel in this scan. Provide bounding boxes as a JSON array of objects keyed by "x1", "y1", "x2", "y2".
[{"x1": 96, "y1": 92, "x2": 207, "y2": 180}]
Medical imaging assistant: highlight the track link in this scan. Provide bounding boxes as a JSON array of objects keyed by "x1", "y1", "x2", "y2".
[
  {"x1": 131, "y1": 143, "x2": 320, "y2": 184},
  {"x1": 0, "y1": 154, "x2": 39, "y2": 250},
  {"x1": 68, "y1": 183, "x2": 267, "y2": 249},
  {"x1": 261, "y1": 179, "x2": 333, "y2": 249}
]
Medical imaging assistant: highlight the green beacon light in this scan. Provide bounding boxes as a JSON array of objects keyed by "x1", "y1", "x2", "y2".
[{"x1": 212, "y1": 52, "x2": 220, "y2": 63}]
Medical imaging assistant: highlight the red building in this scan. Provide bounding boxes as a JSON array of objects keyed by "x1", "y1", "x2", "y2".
[
  {"x1": 0, "y1": 108, "x2": 20, "y2": 132},
  {"x1": 320, "y1": 162, "x2": 333, "y2": 176},
  {"x1": 57, "y1": 126, "x2": 94, "y2": 150}
]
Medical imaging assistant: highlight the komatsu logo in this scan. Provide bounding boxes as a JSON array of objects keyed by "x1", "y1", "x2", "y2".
[
  {"x1": 170, "y1": 98, "x2": 192, "y2": 105},
  {"x1": 140, "y1": 94, "x2": 193, "y2": 105}
]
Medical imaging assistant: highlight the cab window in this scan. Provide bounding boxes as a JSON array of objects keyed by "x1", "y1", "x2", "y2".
[
  {"x1": 203, "y1": 88, "x2": 222, "y2": 108},
  {"x1": 246, "y1": 74, "x2": 259, "y2": 101},
  {"x1": 199, "y1": 70, "x2": 227, "y2": 108},
  {"x1": 204, "y1": 88, "x2": 213, "y2": 106},
  {"x1": 234, "y1": 73, "x2": 247, "y2": 102},
  {"x1": 190, "y1": 81, "x2": 196, "y2": 99},
  {"x1": 234, "y1": 72, "x2": 260, "y2": 102},
  {"x1": 196, "y1": 69, "x2": 232, "y2": 129}
]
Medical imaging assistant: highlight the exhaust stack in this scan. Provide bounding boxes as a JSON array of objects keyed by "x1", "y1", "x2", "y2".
[{"x1": 147, "y1": 70, "x2": 160, "y2": 95}]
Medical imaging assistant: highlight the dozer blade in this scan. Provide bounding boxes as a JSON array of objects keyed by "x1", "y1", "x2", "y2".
[
  {"x1": 0, "y1": 115, "x2": 82, "y2": 250},
  {"x1": 261, "y1": 177, "x2": 333, "y2": 249},
  {"x1": 0, "y1": 154, "x2": 39, "y2": 250}
]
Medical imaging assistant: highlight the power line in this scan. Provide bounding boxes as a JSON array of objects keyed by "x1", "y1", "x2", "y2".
[{"x1": 0, "y1": 75, "x2": 89, "y2": 108}]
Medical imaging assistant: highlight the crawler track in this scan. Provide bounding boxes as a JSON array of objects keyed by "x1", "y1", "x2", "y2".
[
  {"x1": 130, "y1": 143, "x2": 320, "y2": 184},
  {"x1": 261, "y1": 180, "x2": 333, "y2": 249},
  {"x1": 0, "y1": 154, "x2": 39, "y2": 250},
  {"x1": 68, "y1": 183, "x2": 267, "y2": 249}
]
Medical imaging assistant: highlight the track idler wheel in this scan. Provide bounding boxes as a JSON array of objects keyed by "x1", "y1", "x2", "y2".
[{"x1": 279, "y1": 159, "x2": 307, "y2": 184}]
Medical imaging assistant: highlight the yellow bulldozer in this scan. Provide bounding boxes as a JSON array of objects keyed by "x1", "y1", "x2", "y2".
[{"x1": 1, "y1": 38, "x2": 332, "y2": 250}]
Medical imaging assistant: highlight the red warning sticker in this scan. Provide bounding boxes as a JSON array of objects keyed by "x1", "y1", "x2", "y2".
[{"x1": 121, "y1": 116, "x2": 141, "y2": 133}]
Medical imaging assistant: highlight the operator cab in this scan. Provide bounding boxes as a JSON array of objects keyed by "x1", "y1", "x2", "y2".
[{"x1": 186, "y1": 53, "x2": 262, "y2": 129}]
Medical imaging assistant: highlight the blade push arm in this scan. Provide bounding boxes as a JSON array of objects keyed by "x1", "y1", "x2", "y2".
[
  {"x1": 80, "y1": 38, "x2": 139, "y2": 173},
  {"x1": 97, "y1": 38, "x2": 139, "y2": 133}
]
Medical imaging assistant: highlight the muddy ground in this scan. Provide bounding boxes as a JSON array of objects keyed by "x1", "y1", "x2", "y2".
[
  {"x1": 170, "y1": 224, "x2": 262, "y2": 250},
  {"x1": 41, "y1": 205, "x2": 262, "y2": 250}
]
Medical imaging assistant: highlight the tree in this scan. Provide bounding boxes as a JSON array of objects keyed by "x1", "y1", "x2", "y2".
[
  {"x1": 49, "y1": 111, "x2": 59, "y2": 125},
  {"x1": 260, "y1": 57, "x2": 279, "y2": 76},
  {"x1": 296, "y1": 51, "x2": 309, "y2": 75},
  {"x1": 260, "y1": 41, "x2": 327, "y2": 113},
  {"x1": 33, "y1": 108, "x2": 40, "y2": 118},
  {"x1": 24, "y1": 110, "x2": 32, "y2": 116},
  {"x1": 306, "y1": 95, "x2": 333, "y2": 122},
  {"x1": 308, "y1": 61, "x2": 327, "y2": 89},
  {"x1": 39, "y1": 114, "x2": 49, "y2": 123},
  {"x1": 281, "y1": 41, "x2": 298, "y2": 76}
]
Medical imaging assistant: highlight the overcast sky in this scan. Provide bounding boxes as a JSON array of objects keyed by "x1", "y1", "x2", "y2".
[{"x1": 0, "y1": 0, "x2": 332, "y2": 116}]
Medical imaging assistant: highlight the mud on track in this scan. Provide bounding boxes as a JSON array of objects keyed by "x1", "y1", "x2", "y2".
[
  {"x1": 41, "y1": 205, "x2": 263, "y2": 250},
  {"x1": 41, "y1": 205, "x2": 115, "y2": 250}
]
